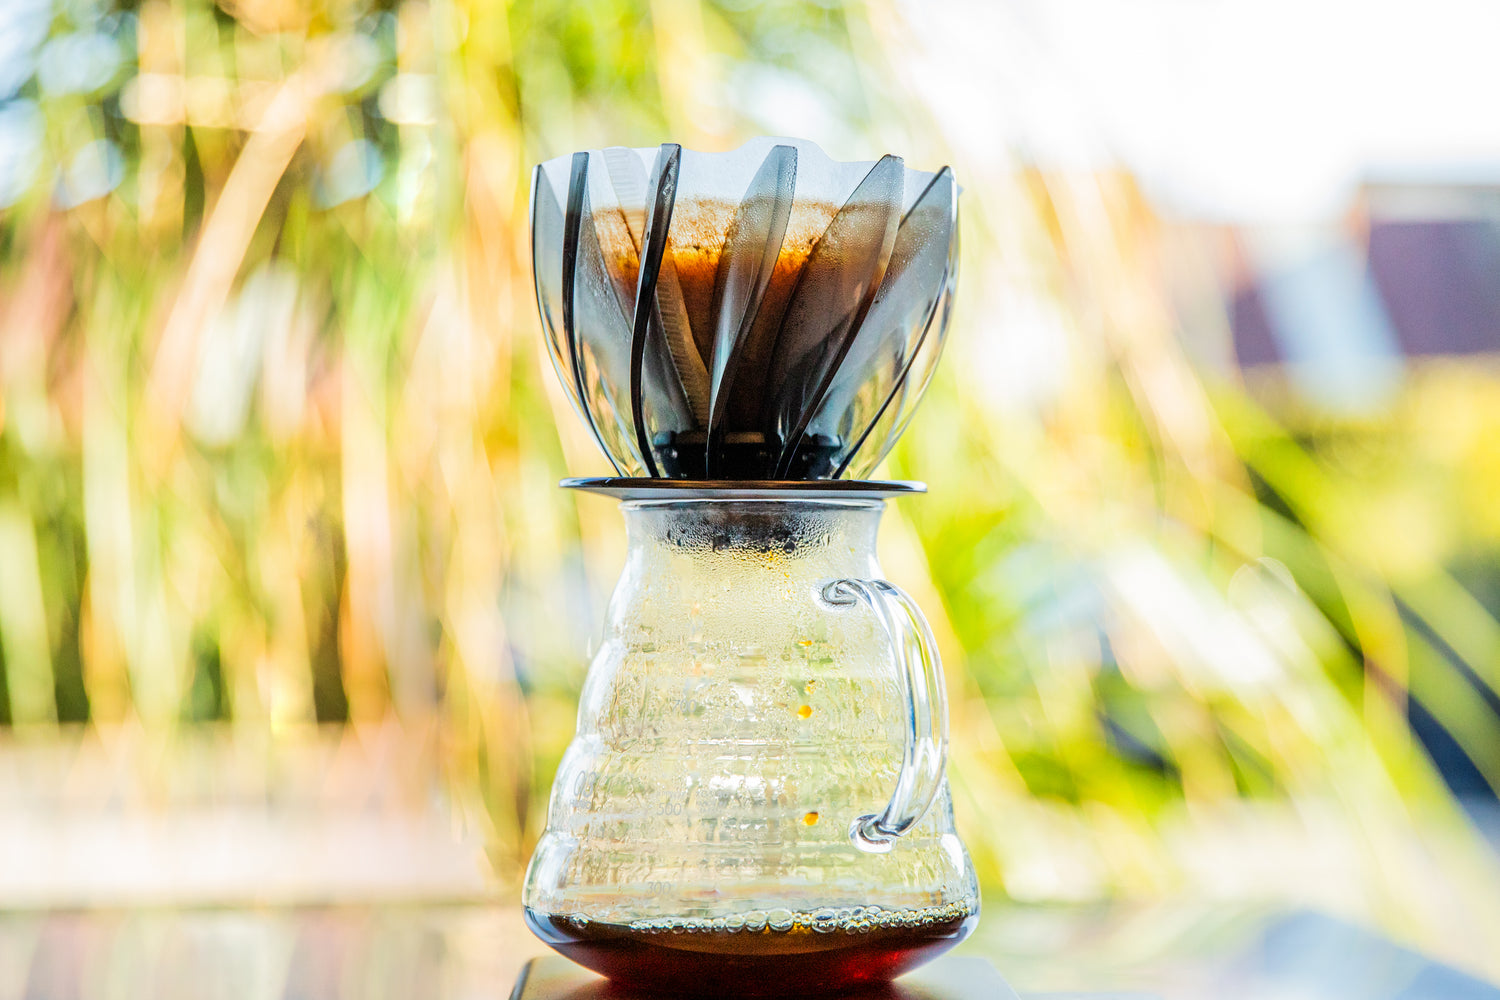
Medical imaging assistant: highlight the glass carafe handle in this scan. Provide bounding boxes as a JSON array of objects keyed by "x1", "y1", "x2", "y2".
[{"x1": 820, "y1": 579, "x2": 948, "y2": 854}]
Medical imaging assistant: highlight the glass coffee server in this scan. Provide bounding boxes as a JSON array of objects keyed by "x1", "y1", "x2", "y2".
[{"x1": 523, "y1": 138, "x2": 978, "y2": 996}]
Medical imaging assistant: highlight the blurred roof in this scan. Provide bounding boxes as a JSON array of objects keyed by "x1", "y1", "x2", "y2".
[{"x1": 1218, "y1": 184, "x2": 1500, "y2": 409}]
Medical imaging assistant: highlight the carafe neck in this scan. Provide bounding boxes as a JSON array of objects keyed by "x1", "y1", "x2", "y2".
[{"x1": 620, "y1": 498, "x2": 884, "y2": 576}]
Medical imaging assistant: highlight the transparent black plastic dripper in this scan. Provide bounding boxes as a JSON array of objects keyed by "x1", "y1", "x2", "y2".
[{"x1": 530, "y1": 137, "x2": 958, "y2": 482}]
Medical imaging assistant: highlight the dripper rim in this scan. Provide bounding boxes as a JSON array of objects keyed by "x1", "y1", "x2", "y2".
[{"x1": 560, "y1": 477, "x2": 926, "y2": 500}]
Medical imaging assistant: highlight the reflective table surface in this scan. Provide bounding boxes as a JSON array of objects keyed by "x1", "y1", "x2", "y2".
[{"x1": 5, "y1": 904, "x2": 1497, "y2": 1000}]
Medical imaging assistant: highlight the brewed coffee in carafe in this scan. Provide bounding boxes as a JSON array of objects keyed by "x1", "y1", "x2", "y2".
[
  {"x1": 524, "y1": 139, "x2": 975, "y2": 996},
  {"x1": 525, "y1": 906, "x2": 977, "y2": 996}
]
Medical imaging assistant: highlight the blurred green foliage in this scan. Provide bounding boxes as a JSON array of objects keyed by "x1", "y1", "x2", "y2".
[{"x1": 1, "y1": 0, "x2": 1499, "y2": 970}]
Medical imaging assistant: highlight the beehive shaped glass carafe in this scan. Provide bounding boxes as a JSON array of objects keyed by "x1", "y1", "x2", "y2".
[{"x1": 523, "y1": 491, "x2": 980, "y2": 996}]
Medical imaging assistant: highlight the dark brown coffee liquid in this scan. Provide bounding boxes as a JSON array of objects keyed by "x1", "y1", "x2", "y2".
[{"x1": 524, "y1": 905, "x2": 977, "y2": 997}]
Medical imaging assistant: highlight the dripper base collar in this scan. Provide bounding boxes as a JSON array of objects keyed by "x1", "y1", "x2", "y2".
[{"x1": 560, "y1": 478, "x2": 926, "y2": 500}]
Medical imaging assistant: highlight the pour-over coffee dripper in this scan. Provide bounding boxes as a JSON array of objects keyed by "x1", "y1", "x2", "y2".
[
  {"x1": 524, "y1": 138, "x2": 977, "y2": 997},
  {"x1": 531, "y1": 136, "x2": 956, "y2": 482}
]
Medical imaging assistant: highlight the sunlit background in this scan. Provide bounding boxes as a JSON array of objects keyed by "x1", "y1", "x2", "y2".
[{"x1": 2, "y1": 0, "x2": 1499, "y2": 996}]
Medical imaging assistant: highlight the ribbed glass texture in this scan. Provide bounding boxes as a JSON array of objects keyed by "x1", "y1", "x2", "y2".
[{"x1": 522, "y1": 499, "x2": 979, "y2": 992}]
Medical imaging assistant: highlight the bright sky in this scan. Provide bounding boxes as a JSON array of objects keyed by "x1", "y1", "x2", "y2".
[{"x1": 902, "y1": 0, "x2": 1500, "y2": 221}]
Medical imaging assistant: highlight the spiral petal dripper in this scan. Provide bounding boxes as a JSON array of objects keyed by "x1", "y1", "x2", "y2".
[{"x1": 533, "y1": 137, "x2": 957, "y2": 482}]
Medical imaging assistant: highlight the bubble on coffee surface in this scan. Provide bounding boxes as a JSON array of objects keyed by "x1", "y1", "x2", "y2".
[{"x1": 596, "y1": 899, "x2": 974, "y2": 936}]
